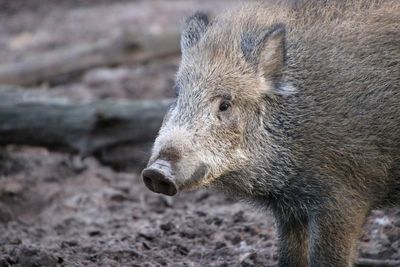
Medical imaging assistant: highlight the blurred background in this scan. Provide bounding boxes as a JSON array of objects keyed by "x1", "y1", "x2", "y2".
[{"x1": 0, "y1": 1, "x2": 399, "y2": 266}]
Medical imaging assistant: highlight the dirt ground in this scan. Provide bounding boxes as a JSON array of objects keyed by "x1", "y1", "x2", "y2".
[
  {"x1": 0, "y1": 146, "x2": 400, "y2": 267},
  {"x1": 0, "y1": 1, "x2": 400, "y2": 266}
]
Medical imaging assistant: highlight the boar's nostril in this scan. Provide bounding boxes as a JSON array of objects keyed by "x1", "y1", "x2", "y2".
[
  {"x1": 143, "y1": 174, "x2": 155, "y2": 192},
  {"x1": 142, "y1": 168, "x2": 178, "y2": 196}
]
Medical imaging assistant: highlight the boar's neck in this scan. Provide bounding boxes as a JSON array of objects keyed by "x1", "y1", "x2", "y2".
[
  {"x1": 230, "y1": 92, "x2": 326, "y2": 216},
  {"x1": 216, "y1": 93, "x2": 315, "y2": 211}
]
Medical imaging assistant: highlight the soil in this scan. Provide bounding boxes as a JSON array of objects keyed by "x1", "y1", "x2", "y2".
[
  {"x1": 0, "y1": 1, "x2": 399, "y2": 266},
  {"x1": 1, "y1": 146, "x2": 400, "y2": 267}
]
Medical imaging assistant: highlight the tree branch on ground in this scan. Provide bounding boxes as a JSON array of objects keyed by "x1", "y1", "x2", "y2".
[
  {"x1": 0, "y1": 87, "x2": 172, "y2": 169},
  {"x1": 356, "y1": 258, "x2": 400, "y2": 267}
]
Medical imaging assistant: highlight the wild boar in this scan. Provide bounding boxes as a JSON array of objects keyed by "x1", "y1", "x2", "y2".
[{"x1": 142, "y1": 1, "x2": 400, "y2": 266}]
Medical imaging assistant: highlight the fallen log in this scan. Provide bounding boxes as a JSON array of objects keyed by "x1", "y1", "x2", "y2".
[
  {"x1": 0, "y1": 87, "x2": 172, "y2": 169},
  {"x1": 356, "y1": 258, "x2": 400, "y2": 267},
  {"x1": 0, "y1": 27, "x2": 180, "y2": 86}
]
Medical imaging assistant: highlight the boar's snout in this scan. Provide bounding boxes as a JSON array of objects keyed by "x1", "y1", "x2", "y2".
[{"x1": 141, "y1": 160, "x2": 178, "y2": 196}]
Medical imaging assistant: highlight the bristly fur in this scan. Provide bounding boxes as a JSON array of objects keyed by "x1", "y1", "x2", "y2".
[{"x1": 148, "y1": 1, "x2": 400, "y2": 266}]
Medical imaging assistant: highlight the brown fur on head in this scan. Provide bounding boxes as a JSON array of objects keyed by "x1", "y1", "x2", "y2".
[{"x1": 147, "y1": 3, "x2": 297, "y2": 194}]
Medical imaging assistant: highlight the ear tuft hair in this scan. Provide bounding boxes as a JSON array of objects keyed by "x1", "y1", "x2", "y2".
[
  {"x1": 181, "y1": 12, "x2": 209, "y2": 52},
  {"x1": 241, "y1": 24, "x2": 286, "y2": 69},
  {"x1": 241, "y1": 24, "x2": 289, "y2": 96}
]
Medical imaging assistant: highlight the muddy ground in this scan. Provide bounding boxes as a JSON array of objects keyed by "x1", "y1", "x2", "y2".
[{"x1": 0, "y1": 1, "x2": 399, "y2": 266}]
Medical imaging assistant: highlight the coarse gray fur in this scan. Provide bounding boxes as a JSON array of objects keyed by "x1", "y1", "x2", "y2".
[{"x1": 144, "y1": 1, "x2": 400, "y2": 266}]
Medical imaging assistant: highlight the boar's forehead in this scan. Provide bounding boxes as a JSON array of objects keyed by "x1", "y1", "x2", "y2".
[
  {"x1": 171, "y1": 70, "x2": 231, "y2": 126},
  {"x1": 167, "y1": 101, "x2": 210, "y2": 130},
  {"x1": 177, "y1": 53, "x2": 254, "y2": 99}
]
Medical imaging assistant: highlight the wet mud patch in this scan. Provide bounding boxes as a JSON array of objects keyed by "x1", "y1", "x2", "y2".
[{"x1": 0, "y1": 146, "x2": 399, "y2": 266}]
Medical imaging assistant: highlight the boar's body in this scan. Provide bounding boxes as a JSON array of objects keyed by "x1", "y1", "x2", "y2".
[
  {"x1": 268, "y1": 0, "x2": 400, "y2": 208},
  {"x1": 143, "y1": 1, "x2": 400, "y2": 266}
]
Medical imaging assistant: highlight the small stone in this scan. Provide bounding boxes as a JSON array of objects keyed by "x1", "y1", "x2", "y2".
[
  {"x1": 231, "y1": 235, "x2": 243, "y2": 245},
  {"x1": 142, "y1": 242, "x2": 151, "y2": 250},
  {"x1": 215, "y1": 241, "x2": 227, "y2": 250},
  {"x1": 195, "y1": 211, "x2": 207, "y2": 217},
  {"x1": 138, "y1": 232, "x2": 155, "y2": 242},
  {"x1": 206, "y1": 216, "x2": 223, "y2": 226},
  {"x1": 233, "y1": 211, "x2": 246, "y2": 223},
  {"x1": 88, "y1": 230, "x2": 102, "y2": 237},
  {"x1": 110, "y1": 192, "x2": 128, "y2": 202},
  {"x1": 9, "y1": 238, "x2": 21, "y2": 245},
  {"x1": 61, "y1": 240, "x2": 79, "y2": 248},
  {"x1": 160, "y1": 222, "x2": 174, "y2": 232},
  {"x1": 175, "y1": 244, "x2": 189, "y2": 256}
]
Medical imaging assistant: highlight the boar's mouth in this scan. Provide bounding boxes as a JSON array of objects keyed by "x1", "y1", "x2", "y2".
[
  {"x1": 141, "y1": 161, "x2": 210, "y2": 196},
  {"x1": 189, "y1": 163, "x2": 209, "y2": 184},
  {"x1": 179, "y1": 163, "x2": 212, "y2": 192}
]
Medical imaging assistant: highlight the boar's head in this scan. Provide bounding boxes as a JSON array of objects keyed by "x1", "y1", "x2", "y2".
[{"x1": 142, "y1": 10, "x2": 295, "y2": 197}]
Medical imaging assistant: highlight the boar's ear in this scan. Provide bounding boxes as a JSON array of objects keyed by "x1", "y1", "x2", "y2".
[
  {"x1": 258, "y1": 24, "x2": 286, "y2": 81},
  {"x1": 242, "y1": 24, "x2": 288, "y2": 94},
  {"x1": 181, "y1": 12, "x2": 209, "y2": 53}
]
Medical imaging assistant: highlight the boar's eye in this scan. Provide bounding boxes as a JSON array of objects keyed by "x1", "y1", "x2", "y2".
[{"x1": 219, "y1": 100, "x2": 231, "y2": 112}]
